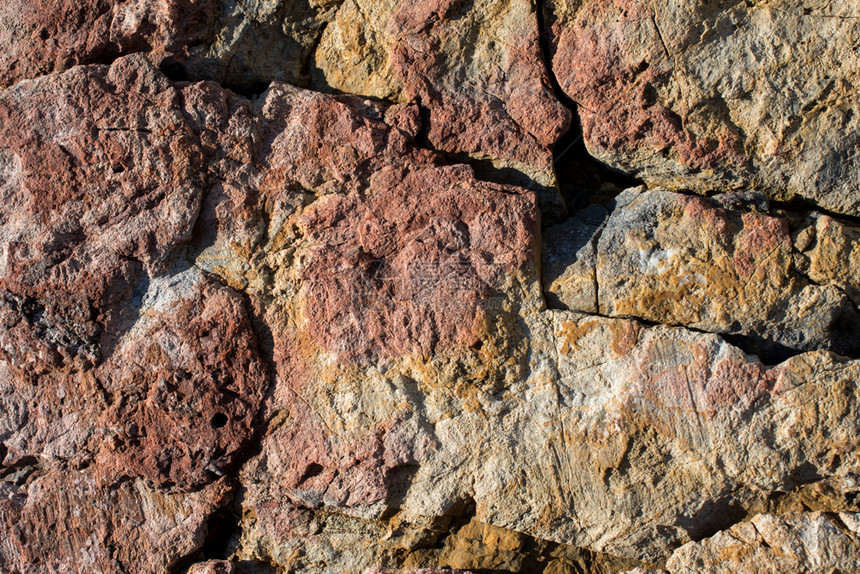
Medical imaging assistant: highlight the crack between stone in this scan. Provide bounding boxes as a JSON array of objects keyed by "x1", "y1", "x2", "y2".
[
  {"x1": 306, "y1": 15, "x2": 333, "y2": 86},
  {"x1": 533, "y1": 0, "x2": 575, "y2": 117},
  {"x1": 650, "y1": 13, "x2": 671, "y2": 58},
  {"x1": 623, "y1": 184, "x2": 860, "y2": 231},
  {"x1": 2, "y1": 45, "x2": 146, "y2": 90},
  {"x1": 533, "y1": 0, "x2": 642, "y2": 220},
  {"x1": 769, "y1": 196, "x2": 860, "y2": 228},
  {"x1": 546, "y1": 304, "x2": 810, "y2": 367},
  {"x1": 167, "y1": 487, "x2": 244, "y2": 574}
]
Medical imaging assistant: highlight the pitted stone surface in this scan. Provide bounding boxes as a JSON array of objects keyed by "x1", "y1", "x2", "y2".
[{"x1": 2, "y1": 4, "x2": 860, "y2": 574}]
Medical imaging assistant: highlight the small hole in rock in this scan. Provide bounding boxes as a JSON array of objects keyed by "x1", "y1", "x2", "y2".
[{"x1": 211, "y1": 413, "x2": 228, "y2": 428}]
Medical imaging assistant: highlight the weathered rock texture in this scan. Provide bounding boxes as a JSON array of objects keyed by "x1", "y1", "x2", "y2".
[
  {"x1": 0, "y1": 0, "x2": 328, "y2": 92},
  {"x1": 0, "y1": 0, "x2": 571, "y2": 219},
  {"x1": 2, "y1": 2, "x2": 860, "y2": 574},
  {"x1": 623, "y1": 511, "x2": 860, "y2": 574},
  {"x1": 314, "y1": 0, "x2": 572, "y2": 214},
  {"x1": 544, "y1": 186, "x2": 860, "y2": 360},
  {"x1": 545, "y1": 0, "x2": 860, "y2": 216}
]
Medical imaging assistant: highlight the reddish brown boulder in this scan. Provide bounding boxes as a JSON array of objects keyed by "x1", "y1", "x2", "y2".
[
  {"x1": 316, "y1": 0, "x2": 572, "y2": 218},
  {"x1": 298, "y1": 164, "x2": 537, "y2": 361},
  {"x1": 0, "y1": 0, "x2": 214, "y2": 88},
  {"x1": 0, "y1": 0, "x2": 573, "y2": 221},
  {"x1": 0, "y1": 54, "x2": 205, "y2": 372},
  {"x1": 97, "y1": 271, "x2": 268, "y2": 491},
  {"x1": 545, "y1": 0, "x2": 860, "y2": 215},
  {"x1": 0, "y1": 56, "x2": 268, "y2": 572},
  {"x1": 0, "y1": 467, "x2": 232, "y2": 574}
]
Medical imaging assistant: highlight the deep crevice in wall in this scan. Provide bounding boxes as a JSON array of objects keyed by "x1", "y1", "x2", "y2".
[
  {"x1": 168, "y1": 491, "x2": 244, "y2": 574},
  {"x1": 533, "y1": 0, "x2": 641, "y2": 215}
]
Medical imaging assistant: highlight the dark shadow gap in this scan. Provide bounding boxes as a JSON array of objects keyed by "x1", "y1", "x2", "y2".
[
  {"x1": 168, "y1": 494, "x2": 243, "y2": 573},
  {"x1": 533, "y1": 0, "x2": 641, "y2": 214}
]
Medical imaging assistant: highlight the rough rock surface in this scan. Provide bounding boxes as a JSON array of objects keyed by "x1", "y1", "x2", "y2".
[
  {"x1": 545, "y1": 0, "x2": 860, "y2": 216},
  {"x1": 0, "y1": 57, "x2": 265, "y2": 572},
  {"x1": 0, "y1": 0, "x2": 335, "y2": 93},
  {"x1": 225, "y1": 307, "x2": 860, "y2": 568},
  {"x1": 624, "y1": 511, "x2": 860, "y2": 573},
  {"x1": 0, "y1": 0, "x2": 571, "y2": 219},
  {"x1": 666, "y1": 511, "x2": 860, "y2": 573},
  {"x1": 2, "y1": 2, "x2": 860, "y2": 574},
  {"x1": 314, "y1": 0, "x2": 572, "y2": 216},
  {"x1": 544, "y1": 186, "x2": 860, "y2": 359}
]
